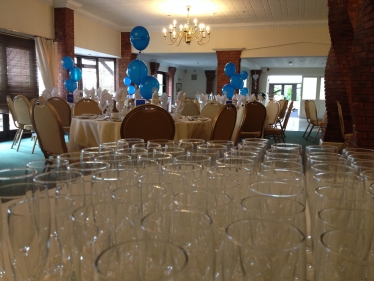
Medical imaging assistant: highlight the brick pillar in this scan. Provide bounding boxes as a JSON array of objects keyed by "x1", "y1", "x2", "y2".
[
  {"x1": 216, "y1": 50, "x2": 242, "y2": 95},
  {"x1": 250, "y1": 70, "x2": 262, "y2": 96},
  {"x1": 150, "y1": 62, "x2": 160, "y2": 77},
  {"x1": 116, "y1": 32, "x2": 138, "y2": 89},
  {"x1": 54, "y1": 8, "x2": 74, "y2": 99},
  {"x1": 168, "y1": 67, "x2": 176, "y2": 105},
  {"x1": 205, "y1": 70, "x2": 215, "y2": 94},
  {"x1": 323, "y1": 0, "x2": 361, "y2": 142},
  {"x1": 351, "y1": 0, "x2": 374, "y2": 147}
]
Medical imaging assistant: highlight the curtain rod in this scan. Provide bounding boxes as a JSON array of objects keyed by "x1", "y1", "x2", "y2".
[{"x1": 0, "y1": 28, "x2": 54, "y2": 41}]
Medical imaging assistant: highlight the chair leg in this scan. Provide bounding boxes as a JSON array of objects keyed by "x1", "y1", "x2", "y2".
[
  {"x1": 306, "y1": 125, "x2": 315, "y2": 140},
  {"x1": 11, "y1": 128, "x2": 21, "y2": 149},
  {"x1": 313, "y1": 127, "x2": 321, "y2": 143},
  {"x1": 31, "y1": 136, "x2": 38, "y2": 154},
  {"x1": 16, "y1": 129, "x2": 24, "y2": 151},
  {"x1": 303, "y1": 123, "x2": 311, "y2": 138}
]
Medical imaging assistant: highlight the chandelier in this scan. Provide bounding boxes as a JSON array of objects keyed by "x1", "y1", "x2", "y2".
[{"x1": 162, "y1": 6, "x2": 211, "y2": 46}]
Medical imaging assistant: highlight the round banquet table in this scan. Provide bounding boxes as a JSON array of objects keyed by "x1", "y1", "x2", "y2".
[{"x1": 68, "y1": 116, "x2": 212, "y2": 151}]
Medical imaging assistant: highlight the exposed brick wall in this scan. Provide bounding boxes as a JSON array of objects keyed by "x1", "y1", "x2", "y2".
[
  {"x1": 216, "y1": 50, "x2": 241, "y2": 96},
  {"x1": 324, "y1": 0, "x2": 361, "y2": 142},
  {"x1": 116, "y1": 32, "x2": 137, "y2": 89},
  {"x1": 351, "y1": 0, "x2": 374, "y2": 147},
  {"x1": 54, "y1": 8, "x2": 74, "y2": 99},
  {"x1": 205, "y1": 70, "x2": 216, "y2": 94}
]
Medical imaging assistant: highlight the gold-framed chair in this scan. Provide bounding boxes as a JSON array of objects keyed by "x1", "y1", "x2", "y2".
[
  {"x1": 264, "y1": 101, "x2": 293, "y2": 143},
  {"x1": 231, "y1": 105, "x2": 245, "y2": 145},
  {"x1": 305, "y1": 100, "x2": 326, "y2": 142},
  {"x1": 181, "y1": 98, "x2": 200, "y2": 116},
  {"x1": 73, "y1": 98, "x2": 102, "y2": 116},
  {"x1": 337, "y1": 101, "x2": 353, "y2": 152},
  {"x1": 13, "y1": 95, "x2": 37, "y2": 153},
  {"x1": 303, "y1": 100, "x2": 311, "y2": 138},
  {"x1": 6, "y1": 95, "x2": 21, "y2": 149},
  {"x1": 31, "y1": 100, "x2": 68, "y2": 159},
  {"x1": 210, "y1": 103, "x2": 237, "y2": 141},
  {"x1": 266, "y1": 101, "x2": 280, "y2": 128},
  {"x1": 120, "y1": 104, "x2": 175, "y2": 143},
  {"x1": 200, "y1": 101, "x2": 223, "y2": 126},
  {"x1": 238, "y1": 101, "x2": 267, "y2": 140},
  {"x1": 47, "y1": 97, "x2": 72, "y2": 133},
  {"x1": 276, "y1": 99, "x2": 289, "y2": 130}
]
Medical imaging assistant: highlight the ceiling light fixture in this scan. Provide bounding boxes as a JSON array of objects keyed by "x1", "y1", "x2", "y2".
[{"x1": 162, "y1": 5, "x2": 211, "y2": 46}]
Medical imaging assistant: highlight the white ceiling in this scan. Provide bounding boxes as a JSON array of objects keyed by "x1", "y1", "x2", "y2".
[{"x1": 71, "y1": 0, "x2": 328, "y2": 69}]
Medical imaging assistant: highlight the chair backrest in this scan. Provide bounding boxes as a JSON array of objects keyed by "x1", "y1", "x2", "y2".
[
  {"x1": 266, "y1": 101, "x2": 280, "y2": 125},
  {"x1": 282, "y1": 101, "x2": 294, "y2": 132},
  {"x1": 120, "y1": 104, "x2": 175, "y2": 142},
  {"x1": 13, "y1": 95, "x2": 32, "y2": 126},
  {"x1": 6, "y1": 95, "x2": 19, "y2": 127},
  {"x1": 278, "y1": 99, "x2": 289, "y2": 119},
  {"x1": 210, "y1": 103, "x2": 237, "y2": 141},
  {"x1": 231, "y1": 105, "x2": 245, "y2": 145},
  {"x1": 337, "y1": 101, "x2": 346, "y2": 138},
  {"x1": 74, "y1": 98, "x2": 102, "y2": 116},
  {"x1": 47, "y1": 97, "x2": 72, "y2": 127},
  {"x1": 32, "y1": 101, "x2": 67, "y2": 158},
  {"x1": 240, "y1": 101, "x2": 267, "y2": 134},
  {"x1": 307, "y1": 100, "x2": 319, "y2": 122},
  {"x1": 181, "y1": 99, "x2": 200, "y2": 116},
  {"x1": 200, "y1": 102, "x2": 223, "y2": 122}
]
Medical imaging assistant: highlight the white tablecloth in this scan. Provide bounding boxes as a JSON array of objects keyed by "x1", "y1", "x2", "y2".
[{"x1": 68, "y1": 117, "x2": 212, "y2": 150}]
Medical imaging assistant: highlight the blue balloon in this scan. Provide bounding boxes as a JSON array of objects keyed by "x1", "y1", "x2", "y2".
[
  {"x1": 240, "y1": 87, "x2": 249, "y2": 96},
  {"x1": 240, "y1": 70, "x2": 249, "y2": 80},
  {"x1": 230, "y1": 74, "x2": 244, "y2": 89},
  {"x1": 128, "y1": 85, "x2": 135, "y2": 95},
  {"x1": 123, "y1": 77, "x2": 132, "y2": 86},
  {"x1": 139, "y1": 76, "x2": 159, "y2": 100},
  {"x1": 69, "y1": 67, "x2": 82, "y2": 82},
  {"x1": 224, "y1": 62, "x2": 236, "y2": 77},
  {"x1": 62, "y1": 56, "x2": 74, "y2": 71},
  {"x1": 222, "y1": 84, "x2": 235, "y2": 99},
  {"x1": 130, "y1": 26, "x2": 150, "y2": 51},
  {"x1": 64, "y1": 78, "x2": 77, "y2": 93},
  {"x1": 126, "y1": 59, "x2": 148, "y2": 85}
]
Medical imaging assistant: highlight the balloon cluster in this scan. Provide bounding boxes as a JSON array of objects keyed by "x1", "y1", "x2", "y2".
[
  {"x1": 62, "y1": 56, "x2": 82, "y2": 93},
  {"x1": 222, "y1": 62, "x2": 249, "y2": 99},
  {"x1": 122, "y1": 26, "x2": 159, "y2": 100}
]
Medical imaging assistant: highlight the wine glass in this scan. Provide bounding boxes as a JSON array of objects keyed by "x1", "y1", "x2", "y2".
[
  {"x1": 106, "y1": 99, "x2": 114, "y2": 116},
  {"x1": 98, "y1": 100, "x2": 106, "y2": 116}
]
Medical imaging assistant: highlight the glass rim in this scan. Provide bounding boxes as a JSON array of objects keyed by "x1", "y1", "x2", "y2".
[
  {"x1": 33, "y1": 170, "x2": 84, "y2": 183},
  {"x1": 241, "y1": 196, "x2": 306, "y2": 215},
  {"x1": 0, "y1": 167, "x2": 37, "y2": 180},
  {"x1": 316, "y1": 185, "x2": 374, "y2": 201},
  {"x1": 249, "y1": 181, "x2": 305, "y2": 197}
]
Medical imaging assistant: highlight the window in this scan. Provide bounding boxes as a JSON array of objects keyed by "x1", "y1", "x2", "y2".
[
  {"x1": 319, "y1": 78, "x2": 325, "y2": 100},
  {"x1": 302, "y1": 77, "x2": 318, "y2": 100},
  {"x1": 75, "y1": 56, "x2": 116, "y2": 93},
  {"x1": 0, "y1": 33, "x2": 38, "y2": 140}
]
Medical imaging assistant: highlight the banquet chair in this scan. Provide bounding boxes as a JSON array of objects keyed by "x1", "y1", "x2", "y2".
[
  {"x1": 210, "y1": 103, "x2": 237, "y2": 141},
  {"x1": 264, "y1": 101, "x2": 293, "y2": 143},
  {"x1": 200, "y1": 101, "x2": 223, "y2": 126},
  {"x1": 276, "y1": 99, "x2": 289, "y2": 130},
  {"x1": 120, "y1": 104, "x2": 175, "y2": 143},
  {"x1": 238, "y1": 101, "x2": 267, "y2": 140},
  {"x1": 266, "y1": 101, "x2": 280, "y2": 128},
  {"x1": 74, "y1": 98, "x2": 102, "y2": 116},
  {"x1": 337, "y1": 101, "x2": 353, "y2": 152},
  {"x1": 181, "y1": 99, "x2": 200, "y2": 116},
  {"x1": 32, "y1": 100, "x2": 68, "y2": 159},
  {"x1": 231, "y1": 105, "x2": 245, "y2": 145},
  {"x1": 47, "y1": 97, "x2": 72, "y2": 133},
  {"x1": 13, "y1": 95, "x2": 37, "y2": 153},
  {"x1": 303, "y1": 100, "x2": 311, "y2": 138},
  {"x1": 305, "y1": 100, "x2": 326, "y2": 141},
  {"x1": 6, "y1": 95, "x2": 21, "y2": 149}
]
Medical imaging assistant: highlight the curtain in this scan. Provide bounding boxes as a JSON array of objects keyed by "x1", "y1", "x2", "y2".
[{"x1": 34, "y1": 37, "x2": 58, "y2": 92}]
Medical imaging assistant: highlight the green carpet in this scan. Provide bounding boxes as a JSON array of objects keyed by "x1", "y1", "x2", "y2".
[{"x1": 0, "y1": 130, "x2": 321, "y2": 171}]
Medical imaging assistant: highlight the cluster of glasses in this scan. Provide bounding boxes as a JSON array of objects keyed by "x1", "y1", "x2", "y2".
[{"x1": 1, "y1": 139, "x2": 373, "y2": 280}]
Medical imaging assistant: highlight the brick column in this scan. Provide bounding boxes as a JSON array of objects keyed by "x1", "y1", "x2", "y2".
[
  {"x1": 323, "y1": 0, "x2": 361, "y2": 142},
  {"x1": 116, "y1": 32, "x2": 138, "y2": 89},
  {"x1": 216, "y1": 50, "x2": 242, "y2": 95},
  {"x1": 351, "y1": 0, "x2": 374, "y2": 147},
  {"x1": 205, "y1": 70, "x2": 215, "y2": 94},
  {"x1": 54, "y1": 8, "x2": 74, "y2": 99},
  {"x1": 168, "y1": 67, "x2": 176, "y2": 105},
  {"x1": 150, "y1": 62, "x2": 160, "y2": 77}
]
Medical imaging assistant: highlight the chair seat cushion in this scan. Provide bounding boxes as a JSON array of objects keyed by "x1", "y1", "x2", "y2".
[
  {"x1": 264, "y1": 128, "x2": 283, "y2": 135},
  {"x1": 240, "y1": 131, "x2": 262, "y2": 138}
]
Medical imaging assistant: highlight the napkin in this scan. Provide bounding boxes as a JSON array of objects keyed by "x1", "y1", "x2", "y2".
[
  {"x1": 42, "y1": 89, "x2": 52, "y2": 100},
  {"x1": 160, "y1": 92, "x2": 168, "y2": 110},
  {"x1": 216, "y1": 94, "x2": 226, "y2": 104},
  {"x1": 199, "y1": 93, "x2": 208, "y2": 108},
  {"x1": 84, "y1": 87, "x2": 95, "y2": 99},
  {"x1": 237, "y1": 94, "x2": 246, "y2": 106},
  {"x1": 51, "y1": 87, "x2": 59, "y2": 97},
  {"x1": 73, "y1": 89, "x2": 83, "y2": 103},
  {"x1": 248, "y1": 94, "x2": 256, "y2": 103},
  {"x1": 151, "y1": 90, "x2": 160, "y2": 105},
  {"x1": 96, "y1": 87, "x2": 102, "y2": 100},
  {"x1": 177, "y1": 91, "x2": 185, "y2": 103},
  {"x1": 114, "y1": 87, "x2": 127, "y2": 102},
  {"x1": 99, "y1": 89, "x2": 111, "y2": 109}
]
